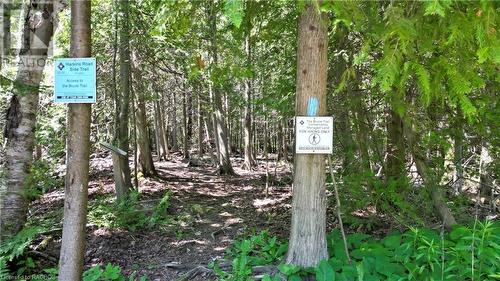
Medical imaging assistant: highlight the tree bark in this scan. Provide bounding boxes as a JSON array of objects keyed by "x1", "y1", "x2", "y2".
[
  {"x1": 58, "y1": 1, "x2": 91, "y2": 280},
  {"x1": 154, "y1": 98, "x2": 168, "y2": 160},
  {"x1": 0, "y1": 1, "x2": 11, "y2": 71},
  {"x1": 197, "y1": 82, "x2": 204, "y2": 158},
  {"x1": 479, "y1": 140, "x2": 492, "y2": 198},
  {"x1": 286, "y1": 2, "x2": 329, "y2": 268},
  {"x1": 207, "y1": 0, "x2": 234, "y2": 175},
  {"x1": 114, "y1": 0, "x2": 133, "y2": 198},
  {"x1": 183, "y1": 85, "x2": 192, "y2": 159},
  {"x1": 452, "y1": 111, "x2": 464, "y2": 194},
  {"x1": 242, "y1": 3, "x2": 255, "y2": 170},
  {"x1": 386, "y1": 108, "x2": 405, "y2": 181},
  {"x1": 1, "y1": 1, "x2": 54, "y2": 241},
  {"x1": 132, "y1": 51, "x2": 155, "y2": 176}
]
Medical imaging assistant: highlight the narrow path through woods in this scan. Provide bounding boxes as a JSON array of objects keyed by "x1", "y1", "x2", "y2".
[{"x1": 30, "y1": 155, "x2": 295, "y2": 280}]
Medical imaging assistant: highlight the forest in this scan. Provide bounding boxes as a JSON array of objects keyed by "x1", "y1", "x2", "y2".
[{"x1": 0, "y1": 0, "x2": 499, "y2": 280}]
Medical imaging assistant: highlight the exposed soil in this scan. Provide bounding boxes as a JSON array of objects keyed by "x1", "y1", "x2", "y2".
[
  {"x1": 28, "y1": 154, "x2": 296, "y2": 280},
  {"x1": 26, "y1": 153, "x2": 494, "y2": 280}
]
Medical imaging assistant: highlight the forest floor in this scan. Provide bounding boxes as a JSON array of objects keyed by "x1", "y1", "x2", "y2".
[
  {"x1": 25, "y1": 153, "x2": 487, "y2": 281},
  {"x1": 29, "y1": 154, "x2": 299, "y2": 280}
]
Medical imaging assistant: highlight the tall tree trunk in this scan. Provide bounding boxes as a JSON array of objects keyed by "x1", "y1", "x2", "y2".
[
  {"x1": 0, "y1": 1, "x2": 11, "y2": 71},
  {"x1": 58, "y1": 1, "x2": 91, "y2": 279},
  {"x1": 154, "y1": 98, "x2": 167, "y2": 160},
  {"x1": 452, "y1": 110, "x2": 464, "y2": 194},
  {"x1": 132, "y1": 52, "x2": 155, "y2": 176},
  {"x1": 207, "y1": 0, "x2": 234, "y2": 174},
  {"x1": 242, "y1": 4, "x2": 255, "y2": 170},
  {"x1": 386, "y1": 108, "x2": 405, "y2": 181},
  {"x1": 171, "y1": 91, "x2": 178, "y2": 151},
  {"x1": 1, "y1": 1, "x2": 54, "y2": 240},
  {"x1": 354, "y1": 92, "x2": 371, "y2": 173},
  {"x1": 114, "y1": 0, "x2": 133, "y2": 199},
  {"x1": 183, "y1": 86, "x2": 192, "y2": 159},
  {"x1": 405, "y1": 122, "x2": 457, "y2": 230},
  {"x1": 286, "y1": 2, "x2": 329, "y2": 269},
  {"x1": 479, "y1": 140, "x2": 493, "y2": 199},
  {"x1": 160, "y1": 93, "x2": 170, "y2": 158},
  {"x1": 197, "y1": 83, "x2": 204, "y2": 158}
]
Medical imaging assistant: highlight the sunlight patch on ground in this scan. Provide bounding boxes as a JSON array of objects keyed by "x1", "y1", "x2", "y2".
[
  {"x1": 171, "y1": 239, "x2": 207, "y2": 247},
  {"x1": 219, "y1": 211, "x2": 233, "y2": 217},
  {"x1": 225, "y1": 217, "x2": 243, "y2": 226},
  {"x1": 213, "y1": 246, "x2": 227, "y2": 252}
]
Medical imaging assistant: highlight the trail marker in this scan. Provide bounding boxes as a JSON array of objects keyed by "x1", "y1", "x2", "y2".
[
  {"x1": 295, "y1": 116, "x2": 333, "y2": 154},
  {"x1": 54, "y1": 58, "x2": 96, "y2": 103}
]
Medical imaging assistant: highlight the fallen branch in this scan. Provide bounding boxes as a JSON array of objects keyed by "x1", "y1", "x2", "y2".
[{"x1": 28, "y1": 250, "x2": 58, "y2": 264}]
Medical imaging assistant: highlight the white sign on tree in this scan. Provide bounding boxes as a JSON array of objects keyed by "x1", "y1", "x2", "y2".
[{"x1": 295, "y1": 116, "x2": 333, "y2": 154}]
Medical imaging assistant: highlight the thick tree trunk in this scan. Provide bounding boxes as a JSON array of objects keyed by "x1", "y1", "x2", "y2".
[
  {"x1": 132, "y1": 52, "x2": 155, "y2": 176},
  {"x1": 58, "y1": 1, "x2": 91, "y2": 280},
  {"x1": 114, "y1": 0, "x2": 133, "y2": 198},
  {"x1": 1, "y1": 1, "x2": 54, "y2": 241},
  {"x1": 207, "y1": 0, "x2": 234, "y2": 175},
  {"x1": 286, "y1": 2, "x2": 329, "y2": 268},
  {"x1": 386, "y1": 108, "x2": 405, "y2": 181},
  {"x1": 154, "y1": 98, "x2": 168, "y2": 160}
]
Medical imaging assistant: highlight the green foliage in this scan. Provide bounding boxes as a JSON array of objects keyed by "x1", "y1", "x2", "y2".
[
  {"x1": 88, "y1": 191, "x2": 173, "y2": 231},
  {"x1": 211, "y1": 231, "x2": 287, "y2": 281},
  {"x1": 0, "y1": 227, "x2": 40, "y2": 264},
  {"x1": 37, "y1": 264, "x2": 147, "y2": 281},
  {"x1": 147, "y1": 191, "x2": 173, "y2": 227},
  {"x1": 224, "y1": 0, "x2": 244, "y2": 28},
  {"x1": 218, "y1": 221, "x2": 500, "y2": 280},
  {"x1": 0, "y1": 227, "x2": 41, "y2": 278},
  {"x1": 24, "y1": 160, "x2": 63, "y2": 200}
]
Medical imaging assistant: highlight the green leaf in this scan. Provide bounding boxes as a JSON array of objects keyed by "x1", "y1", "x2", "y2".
[
  {"x1": 424, "y1": 0, "x2": 446, "y2": 17},
  {"x1": 383, "y1": 233, "x2": 402, "y2": 250},
  {"x1": 278, "y1": 264, "x2": 301, "y2": 276},
  {"x1": 316, "y1": 260, "x2": 335, "y2": 281},
  {"x1": 224, "y1": 0, "x2": 244, "y2": 28}
]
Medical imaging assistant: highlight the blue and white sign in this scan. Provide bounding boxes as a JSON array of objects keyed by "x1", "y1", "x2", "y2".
[{"x1": 54, "y1": 58, "x2": 96, "y2": 103}]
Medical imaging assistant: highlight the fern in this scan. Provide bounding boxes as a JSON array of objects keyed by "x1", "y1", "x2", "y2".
[
  {"x1": 0, "y1": 227, "x2": 40, "y2": 262},
  {"x1": 374, "y1": 49, "x2": 401, "y2": 93},
  {"x1": 224, "y1": 0, "x2": 244, "y2": 28},
  {"x1": 412, "y1": 62, "x2": 432, "y2": 106}
]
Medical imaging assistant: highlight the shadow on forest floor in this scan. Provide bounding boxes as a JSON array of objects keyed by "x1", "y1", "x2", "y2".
[{"x1": 29, "y1": 154, "x2": 297, "y2": 280}]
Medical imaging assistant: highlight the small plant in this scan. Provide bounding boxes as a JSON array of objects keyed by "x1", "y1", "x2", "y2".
[
  {"x1": 0, "y1": 227, "x2": 44, "y2": 279},
  {"x1": 88, "y1": 191, "x2": 173, "y2": 231},
  {"x1": 212, "y1": 231, "x2": 287, "y2": 281},
  {"x1": 218, "y1": 221, "x2": 500, "y2": 281},
  {"x1": 38, "y1": 264, "x2": 147, "y2": 281},
  {"x1": 147, "y1": 191, "x2": 172, "y2": 227},
  {"x1": 24, "y1": 160, "x2": 63, "y2": 200}
]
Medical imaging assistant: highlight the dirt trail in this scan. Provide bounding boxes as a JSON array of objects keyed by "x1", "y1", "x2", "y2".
[{"x1": 31, "y1": 155, "x2": 293, "y2": 280}]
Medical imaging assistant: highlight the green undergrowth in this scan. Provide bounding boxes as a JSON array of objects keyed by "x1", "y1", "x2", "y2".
[
  {"x1": 0, "y1": 227, "x2": 147, "y2": 280},
  {"x1": 213, "y1": 220, "x2": 500, "y2": 281},
  {"x1": 88, "y1": 190, "x2": 173, "y2": 231}
]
